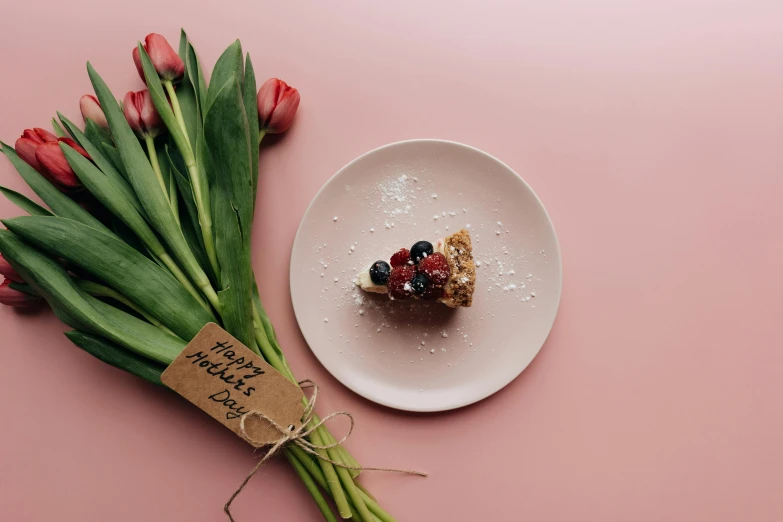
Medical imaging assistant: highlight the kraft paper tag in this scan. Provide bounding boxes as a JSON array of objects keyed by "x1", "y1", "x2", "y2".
[{"x1": 162, "y1": 323, "x2": 305, "y2": 445}]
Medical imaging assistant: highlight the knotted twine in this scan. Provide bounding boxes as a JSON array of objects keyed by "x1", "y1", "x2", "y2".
[{"x1": 224, "y1": 379, "x2": 427, "y2": 521}]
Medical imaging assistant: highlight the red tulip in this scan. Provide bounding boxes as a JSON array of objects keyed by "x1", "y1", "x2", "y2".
[
  {"x1": 0, "y1": 254, "x2": 22, "y2": 283},
  {"x1": 14, "y1": 128, "x2": 57, "y2": 172},
  {"x1": 0, "y1": 280, "x2": 40, "y2": 308},
  {"x1": 35, "y1": 137, "x2": 90, "y2": 190},
  {"x1": 123, "y1": 90, "x2": 162, "y2": 138},
  {"x1": 132, "y1": 33, "x2": 184, "y2": 82},
  {"x1": 257, "y1": 78, "x2": 300, "y2": 134},
  {"x1": 79, "y1": 94, "x2": 108, "y2": 128}
]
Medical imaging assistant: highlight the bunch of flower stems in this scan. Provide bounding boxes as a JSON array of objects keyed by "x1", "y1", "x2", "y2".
[{"x1": 0, "y1": 30, "x2": 394, "y2": 522}]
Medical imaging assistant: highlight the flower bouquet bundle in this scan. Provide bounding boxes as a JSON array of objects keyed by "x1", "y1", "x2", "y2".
[{"x1": 0, "y1": 31, "x2": 406, "y2": 522}]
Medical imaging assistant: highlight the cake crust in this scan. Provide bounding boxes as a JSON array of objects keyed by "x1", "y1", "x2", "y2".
[{"x1": 440, "y1": 229, "x2": 476, "y2": 307}]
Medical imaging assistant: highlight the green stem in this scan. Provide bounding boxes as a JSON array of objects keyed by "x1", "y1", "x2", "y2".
[
  {"x1": 252, "y1": 300, "x2": 360, "y2": 473},
  {"x1": 144, "y1": 135, "x2": 169, "y2": 203},
  {"x1": 168, "y1": 171, "x2": 179, "y2": 225},
  {"x1": 258, "y1": 128, "x2": 266, "y2": 146},
  {"x1": 286, "y1": 451, "x2": 339, "y2": 522},
  {"x1": 200, "y1": 281, "x2": 221, "y2": 313},
  {"x1": 158, "y1": 253, "x2": 210, "y2": 312},
  {"x1": 163, "y1": 80, "x2": 190, "y2": 147},
  {"x1": 76, "y1": 280, "x2": 177, "y2": 337},
  {"x1": 289, "y1": 446, "x2": 395, "y2": 522},
  {"x1": 186, "y1": 162, "x2": 220, "y2": 279}
]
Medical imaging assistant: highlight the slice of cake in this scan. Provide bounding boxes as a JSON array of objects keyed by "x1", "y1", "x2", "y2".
[{"x1": 356, "y1": 229, "x2": 476, "y2": 307}]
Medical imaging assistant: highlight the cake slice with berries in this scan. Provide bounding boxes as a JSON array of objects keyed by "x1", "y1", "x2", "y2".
[{"x1": 356, "y1": 229, "x2": 476, "y2": 307}]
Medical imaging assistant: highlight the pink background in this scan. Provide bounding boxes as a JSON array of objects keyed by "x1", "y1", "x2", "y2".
[{"x1": 1, "y1": 1, "x2": 782, "y2": 520}]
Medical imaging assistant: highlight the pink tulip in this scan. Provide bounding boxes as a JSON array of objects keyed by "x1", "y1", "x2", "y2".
[
  {"x1": 257, "y1": 78, "x2": 300, "y2": 134},
  {"x1": 35, "y1": 137, "x2": 90, "y2": 190},
  {"x1": 0, "y1": 254, "x2": 22, "y2": 283},
  {"x1": 0, "y1": 280, "x2": 40, "y2": 308},
  {"x1": 79, "y1": 94, "x2": 108, "y2": 128},
  {"x1": 132, "y1": 33, "x2": 184, "y2": 82},
  {"x1": 123, "y1": 90, "x2": 162, "y2": 137},
  {"x1": 14, "y1": 128, "x2": 58, "y2": 172}
]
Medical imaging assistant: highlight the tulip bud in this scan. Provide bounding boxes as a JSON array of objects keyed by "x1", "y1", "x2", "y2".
[
  {"x1": 0, "y1": 280, "x2": 40, "y2": 308},
  {"x1": 14, "y1": 128, "x2": 58, "y2": 172},
  {"x1": 132, "y1": 33, "x2": 185, "y2": 82},
  {"x1": 0, "y1": 254, "x2": 23, "y2": 283},
  {"x1": 123, "y1": 90, "x2": 163, "y2": 138},
  {"x1": 79, "y1": 94, "x2": 108, "y2": 128},
  {"x1": 257, "y1": 78, "x2": 300, "y2": 134},
  {"x1": 35, "y1": 137, "x2": 90, "y2": 190}
]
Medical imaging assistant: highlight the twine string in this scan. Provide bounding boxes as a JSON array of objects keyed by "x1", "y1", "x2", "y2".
[{"x1": 224, "y1": 379, "x2": 427, "y2": 521}]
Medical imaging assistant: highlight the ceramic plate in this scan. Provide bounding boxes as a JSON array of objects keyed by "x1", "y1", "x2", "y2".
[{"x1": 290, "y1": 140, "x2": 561, "y2": 411}]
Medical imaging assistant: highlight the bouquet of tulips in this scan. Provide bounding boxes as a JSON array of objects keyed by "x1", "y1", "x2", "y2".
[{"x1": 0, "y1": 31, "x2": 397, "y2": 522}]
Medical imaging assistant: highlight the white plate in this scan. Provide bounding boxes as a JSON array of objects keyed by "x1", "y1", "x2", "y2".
[{"x1": 290, "y1": 140, "x2": 561, "y2": 411}]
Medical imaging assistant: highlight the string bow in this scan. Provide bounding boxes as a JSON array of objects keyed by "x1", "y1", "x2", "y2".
[{"x1": 224, "y1": 379, "x2": 427, "y2": 521}]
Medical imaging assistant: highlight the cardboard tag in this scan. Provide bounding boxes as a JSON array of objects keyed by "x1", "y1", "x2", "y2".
[{"x1": 162, "y1": 323, "x2": 305, "y2": 445}]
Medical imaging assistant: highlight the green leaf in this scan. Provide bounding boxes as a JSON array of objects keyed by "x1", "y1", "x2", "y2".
[
  {"x1": 243, "y1": 53, "x2": 259, "y2": 215},
  {"x1": 59, "y1": 113, "x2": 144, "y2": 215},
  {"x1": 101, "y1": 143, "x2": 127, "y2": 178},
  {"x1": 84, "y1": 118, "x2": 113, "y2": 148},
  {"x1": 166, "y1": 146, "x2": 212, "y2": 280},
  {"x1": 3, "y1": 216, "x2": 215, "y2": 341},
  {"x1": 0, "y1": 142, "x2": 110, "y2": 233},
  {"x1": 0, "y1": 229, "x2": 184, "y2": 364},
  {"x1": 65, "y1": 330, "x2": 165, "y2": 385},
  {"x1": 8, "y1": 281, "x2": 38, "y2": 296},
  {"x1": 110, "y1": 216, "x2": 150, "y2": 260},
  {"x1": 0, "y1": 186, "x2": 52, "y2": 216},
  {"x1": 176, "y1": 31, "x2": 200, "y2": 151},
  {"x1": 87, "y1": 63, "x2": 213, "y2": 299},
  {"x1": 52, "y1": 118, "x2": 68, "y2": 138},
  {"x1": 206, "y1": 40, "x2": 243, "y2": 111},
  {"x1": 181, "y1": 31, "x2": 208, "y2": 120},
  {"x1": 204, "y1": 75, "x2": 256, "y2": 349}
]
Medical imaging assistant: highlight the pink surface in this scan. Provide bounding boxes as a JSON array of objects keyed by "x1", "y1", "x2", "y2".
[{"x1": 1, "y1": 1, "x2": 782, "y2": 521}]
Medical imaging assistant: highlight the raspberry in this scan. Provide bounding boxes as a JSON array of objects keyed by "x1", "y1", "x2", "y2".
[
  {"x1": 421, "y1": 284, "x2": 444, "y2": 300},
  {"x1": 390, "y1": 248, "x2": 410, "y2": 267},
  {"x1": 417, "y1": 252, "x2": 450, "y2": 287},
  {"x1": 387, "y1": 265, "x2": 415, "y2": 300}
]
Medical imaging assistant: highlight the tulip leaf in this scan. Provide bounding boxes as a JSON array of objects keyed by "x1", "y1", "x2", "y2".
[
  {"x1": 100, "y1": 143, "x2": 126, "y2": 178},
  {"x1": 8, "y1": 281, "x2": 38, "y2": 296},
  {"x1": 59, "y1": 113, "x2": 143, "y2": 215},
  {"x1": 65, "y1": 330, "x2": 165, "y2": 385},
  {"x1": 88, "y1": 63, "x2": 213, "y2": 299},
  {"x1": 206, "y1": 40, "x2": 243, "y2": 111},
  {"x1": 166, "y1": 146, "x2": 212, "y2": 279},
  {"x1": 0, "y1": 186, "x2": 52, "y2": 216},
  {"x1": 176, "y1": 31, "x2": 201, "y2": 151},
  {"x1": 3, "y1": 215, "x2": 215, "y2": 341},
  {"x1": 0, "y1": 142, "x2": 110, "y2": 233},
  {"x1": 243, "y1": 53, "x2": 259, "y2": 214},
  {"x1": 60, "y1": 145, "x2": 171, "y2": 263},
  {"x1": 52, "y1": 118, "x2": 68, "y2": 138},
  {"x1": 204, "y1": 74, "x2": 256, "y2": 350},
  {"x1": 110, "y1": 216, "x2": 151, "y2": 261},
  {"x1": 180, "y1": 30, "x2": 208, "y2": 121},
  {"x1": 0, "y1": 229, "x2": 184, "y2": 364}
]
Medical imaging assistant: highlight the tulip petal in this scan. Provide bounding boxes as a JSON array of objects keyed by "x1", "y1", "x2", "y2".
[
  {"x1": 132, "y1": 46, "x2": 145, "y2": 82},
  {"x1": 144, "y1": 33, "x2": 184, "y2": 81},
  {"x1": 0, "y1": 280, "x2": 40, "y2": 308},
  {"x1": 79, "y1": 94, "x2": 108, "y2": 128},
  {"x1": 35, "y1": 142, "x2": 81, "y2": 189},
  {"x1": 15, "y1": 137, "x2": 42, "y2": 171}
]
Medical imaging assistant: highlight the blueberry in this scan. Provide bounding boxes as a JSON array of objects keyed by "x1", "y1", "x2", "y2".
[
  {"x1": 369, "y1": 260, "x2": 391, "y2": 285},
  {"x1": 410, "y1": 272, "x2": 429, "y2": 295},
  {"x1": 410, "y1": 241, "x2": 434, "y2": 264}
]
